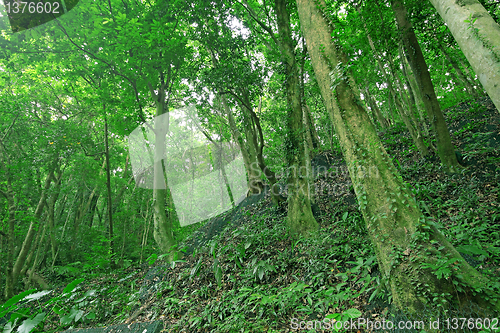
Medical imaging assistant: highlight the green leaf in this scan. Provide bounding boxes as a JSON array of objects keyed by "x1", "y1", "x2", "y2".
[
  {"x1": 342, "y1": 212, "x2": 348, "y2": 221},
  {"x1": 325, "y1": 313, "x2": 341, "y2": 320},
  {"x1": 17, "y1": 312, "x2": 45, "y2": 333},
  {"x1": 456, "y1": 245, "x2": 487, "y2": 256},
  {"x1": 3, "y1": 320, "x2": 17, "y2": 333},
  {"x1": 60, "y1": 308, "x2": 84, "y2": 325},
  {"x1": 63, "y1": 278, "x2": 84, "y2": 294},
  {"x1": 85, "y1": 312, "x2": 96, "y2": 320},
  {"x1": 344, "y1": 308, "x2": 362, "y2": 318},
  {"x1": 147, "y1": 253, "x2": 157, "y2": 265},
  {"x1": 0, "y1": 289, "x2": 37, "y2": 317},
  {"x1": 23, "y1": 291, "x2": 52, "y2": 303},
  {"x1": 258, "y1": 267, "x2": 264, "y2": 280}
]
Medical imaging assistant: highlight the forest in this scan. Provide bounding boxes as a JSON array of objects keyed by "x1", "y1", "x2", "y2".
[{"x1": 0, "y1": 0, "x2": 500, "y2": 332}]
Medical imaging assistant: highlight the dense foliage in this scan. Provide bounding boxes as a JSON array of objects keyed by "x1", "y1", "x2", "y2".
[{"x1": 1, "y1": 0, "x2": 499, "y2": 332}]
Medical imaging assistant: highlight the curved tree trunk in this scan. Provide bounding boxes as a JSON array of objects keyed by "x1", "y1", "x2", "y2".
[
  {"x1": 429, "y1": 0, "x2": 500, "y2": 112},
  {"x1": 296, "y1": 0, "x2": 500, "y2": 317}
]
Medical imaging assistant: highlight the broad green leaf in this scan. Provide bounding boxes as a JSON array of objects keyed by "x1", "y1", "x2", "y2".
[
  {"x1": 344, "y1": 308, "x2": 362, "y2": 318},
  {"x1": 1, "y1": 290, "x2": 36, "y2": 318},
  {"x1": 63, "y1": 278, "x2": 84, "y2": 294},
  {"x1": 16, "y1": 312, "x2": 45, "y2": 333},
  {"x1": 23, "y1": 291, "x2": 52, "y2": 303}
]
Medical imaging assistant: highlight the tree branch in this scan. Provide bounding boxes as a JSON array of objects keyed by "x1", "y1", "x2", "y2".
[{"x1": 235, "y1": 0, "x2": 279, "y2": 46}]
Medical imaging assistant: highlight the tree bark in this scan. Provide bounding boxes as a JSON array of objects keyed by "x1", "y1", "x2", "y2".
[
  {"x1": 250, "y1": 98, "x2": 283, "y2": 205},
  {"x1": 275, "y1": 0, "x2": 318, "y2": 236},
  {"x1": 296, "y1": 0, "x2": 499, "y2": 316},
  {"x1": 401, "y1": 49, "x2": 432, "y2": 140},
  {"x1": 429, "y1": 0, "x2": 500, "y2": 112},
  {"x1": 386, "y1": 46, "x2": 430, "y2": 157},
  {"x1": 218, "y1": 94, "x2": 262, "y2": 194},
  {"x1": 104, "y1": 106, "x2": 115, "y2": 264},
  {"x1": 148, "y1": 78, "x2": 178, "y2": 257},
  {"x1": 304, "y1": 103, "x2": 322, "y2": 150},
  {"x1": 391, "y1": 0, "x2": 461, "y2": 172}
]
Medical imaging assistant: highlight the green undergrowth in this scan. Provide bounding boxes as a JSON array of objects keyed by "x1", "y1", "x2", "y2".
[{"x1": 2, "y1": 97, "x2": 500, "y2": 332}]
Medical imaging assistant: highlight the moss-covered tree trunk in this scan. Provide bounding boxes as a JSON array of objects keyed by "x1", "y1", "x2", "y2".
[
  {"x1": 429, "y1": 0, "x2": 500, "y2": 112},
  {"x1": 401, "y1": 50, "x2": 431, "y2": 140},
  {"x1": 275, "y1": 0, "x2": 318, "y2": 236},
  {"x1": 218, "y1": 93, "x2": 262, "y2": 195},
  {"x1": 103, "y1": 107, "x2": 115, "y2": 263},
  {"x1": 391, "y1": 0, "x2": 461, "y2": 172},
  {"x1": 148, "y1": 79, "x2": 177, "y2": 256},
  {"x1": 296, "y1": 0, "x2": 500, "y2": 316},
  {"x1": 358, "y1": 7, "x2": 428, "y2": 156},
  {"x1": 304, "y1": 103, "x2": 322, "y2": 151},
  {"x1": 386, "y1": 47, "x2": 430, "y2": 157}
]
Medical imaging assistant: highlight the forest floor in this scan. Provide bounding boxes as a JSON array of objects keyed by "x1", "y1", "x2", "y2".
[{"x1": 10, "y1": 97, "x2": 500, "y2": 333}]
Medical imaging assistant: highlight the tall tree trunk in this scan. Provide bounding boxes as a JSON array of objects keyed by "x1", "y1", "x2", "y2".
[
  {"x1": 26, "y1": 215, "x2": 49, "y2": 289},
  {"x1": 148, "y1": 79, "x2": 177, "y2": 257},
  {"x1": 275, "y1": 0, "x2": 318, "y2": 236},
  {"x1": 253, "y1": 98, "x2": 284, "y2": 205},
  {"x1": 239, "y1": 93, "x2": 265, "y2": 195},
  {"x1": 391, "y1": 0, "x2": 461, "y2": 172},
  {"x1": 296, "y1": 0, "x2": 499, "y2": 316},
  {"x1": 52, "y1": 189, "x2": 78, "y2": 267},
  {"x1": 387, "y1": 47, "x2": 429, "y2": 157},
  {"x1": 207, "y1": 49, "x2": 263, "y2": 196},
  {"x1": 429, "y1": 0, "x2": 500, "y2": 112},
  {"x1": 300, "y1": 41, "x2": 322, "y2": 153},
  {"x1": 304, "y1": 103, "x2": 322, "y2": 150},
  {"x1": 218, "y1": 94, "x2": 261, "y2": 195},
  {"x1": 104, "y1": 106, "x2": 115, "y2": 264},
  {"x1": 401, "y1": 50, "x2": 431, "y2": 140},
  {"x1": 47, "y1": 169, "x2": 63, "y2": 264},
  {"x1": 21, "y1": 210, "x2": 46, "y2": 277},
  {"x1": 70, "y1": 176, "x2": 103, "y2": 258},
  {"x1": 87, "y1": 192, "x2": 99, "y2": 227}
]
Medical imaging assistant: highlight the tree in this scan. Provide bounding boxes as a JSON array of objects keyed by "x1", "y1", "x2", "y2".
[
  {"x1": 429, "y1": 0, "x2": 500, "y2": 113},
  {"x1": 275, "y1": 0, "x2": 318, "y2": 236},
  {"x1": 391, "y1": 0, "x2": 461, "y2": 172},
  {"x1": 295, "y1": 0, "x2": 499, "y2": 316}
]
